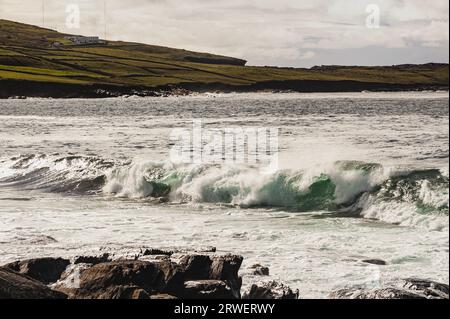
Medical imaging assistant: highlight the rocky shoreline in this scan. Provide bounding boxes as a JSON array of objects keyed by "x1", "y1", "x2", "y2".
[
  {"x1": 0, "y1": 248, "x2": 448, "y2": 299},
  {"x1": 0, "y1": 79, "x2": 448, "y2": 99}
]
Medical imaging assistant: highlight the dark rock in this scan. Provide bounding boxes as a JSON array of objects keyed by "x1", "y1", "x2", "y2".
[
  {"x1": 250, "y1": 264, "x2": 270, "y2": 276},
  {"x1": 154, "y1": 255, "x2": 171, "y2": 261},
  {"x1": 2, "y1": 252, "x2": 247, "y2": 299},
  {"x1": 330, "y1": 288, "x2": 426, "y2": 299},
  {"x1": 210, "y1": 255, "x2": 243, "y2": 281},
  {"x1": 362, "y1": 259, "x2": 387, "y2": 266},
  {"x1": 3, "y1": 257, "x2": 70, "y2": 284},
  {"x1": 153, "y1": 260, "x2": 185, "y2": 296},
  {"x1": 73, "y1": 253, "x2": 111, "y2": 265},
  {"x1": 59, "y1": 259, "x2": 187, "y2": 299},
  {"x1": 51, "y1": 263, "x2": 92, "y2": 295},
  {"x1": 68, "y1": 260, "x2": 168, "y2": 299},
  {"x1": 142, "y1": 248, "x2": 173, "y2": 256},
  {"x1": 182, "y1": 280, "x2": 236, "y2": 299},
  {"x1": 178, "y1": 254, "x2": 243, "y2": 298},
  {"x1": 209, "y1": 254, "x2": 243, "y2": 298},
  {"x1": 330, "y1": 278, "x2": 449, "y2": 299},
  {"x1": 243, "y1": 281, "x2": 299, "y2": 299},
  {"x1": 79, "y1": 285, "x2": 152, "y2": 299},
  {"x1": 179, "y1": 254, "x2": 213, "y2": 280},
  {"x1": 0, "y1": 268, "x2": 67, "y2": 299},
  {"x1": 401, "y1": 278, "x2": 449, "y2": 299}
]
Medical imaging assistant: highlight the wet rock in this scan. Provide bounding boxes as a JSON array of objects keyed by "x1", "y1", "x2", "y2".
[
  {"x1": 51, "y1": 263, "x2": 92, "y2": 295},
  {"x1": 243, "y1": 281, "x2": 299, "y2": 299},
  {"x1": 73, "y1": 253, "x2": 111, "y2": 265},
  {"x1": 139, "y1": 255, "x2": 171, "y2": 263},
  {"x1": 81, "y1": 285, "x2": 152, "y2": 299},
  {"x1": 0, "y1": 268, "x2": 67, "y2": 299},
  {"x1": 330, "y1": 278, "x2": 449, "y2": 299},
  {"x1": 127, "y1": 287, "x2": 152, "y2": 299},
  {"x1": 2, "y1": 251, "x2": 248, "y2": 299},
  {"x1": 4, "y1": 257, "x2": 70, "y2": 284},
  {"x1": 179, "y1": 255, "x2": 213, "y2": 280},
  {"x1": 250, "y1": 264, "x2": 270, "y2": 276},
  {"x1": 210, "y1": 254, "x2": 243, "y2": 298},
  {"x1": 153, "y1": 260, "x2": 186, "y2": 296},
  {"x1": 177, "y1": 254, "x2": 243, "y2": 298},
  {"x1": 362, "y1": 259, "x2": 387, "y2": 266},
  {"x1": 210, "y1": 255, "x2": 243, "y2": 280},
  {"x1": 58, "y1": 259, "x2": 186, "y2": 299},
  {"x1": 142, "y1": 248, "x2": 173, "y2": 256},
  {"x1": 330, "y1": 288, "x2": 426, "y2": 299},
  {"x1": 67, "y1": 260, "x2": 168, "y2": 299},
  {"x1": 182, "y1": 280, "x2": 236, "y2": 299},
  {"x1": 401, "y1": 278, "x2": 449, "y2": 299}
]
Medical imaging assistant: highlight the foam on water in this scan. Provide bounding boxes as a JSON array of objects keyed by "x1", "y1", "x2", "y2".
[
  {"x1": 1, "y1": 154, "x2": 448, "y2": 230},
  {"x1": 0, "y1": 92, "x2": 448, "y2": 297}
]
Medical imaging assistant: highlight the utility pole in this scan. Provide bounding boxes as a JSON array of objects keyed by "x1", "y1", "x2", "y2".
[
  {"x1": 104, "y1": 0, "x2": 107, "y2": 40},
  {"x1": 42, "y1": 0, "x2": 45, "y2": 28}
]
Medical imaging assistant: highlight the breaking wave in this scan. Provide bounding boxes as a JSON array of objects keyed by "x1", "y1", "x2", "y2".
[
  {"x1": 0, "y1": 154, "x2": 114, "y2": 194},
  {"x1": 1, "y1": 154, "x2": 448, "y2": 230}
]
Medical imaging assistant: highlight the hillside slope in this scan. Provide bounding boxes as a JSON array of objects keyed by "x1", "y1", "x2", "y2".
[{"x1": 0, "y1": 19, "x2": 448, "y2": 98}]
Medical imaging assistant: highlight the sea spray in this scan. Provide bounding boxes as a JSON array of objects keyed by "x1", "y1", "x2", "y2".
[{"x1": 1, "y1": 154, "x2": 448, "y2": 229}]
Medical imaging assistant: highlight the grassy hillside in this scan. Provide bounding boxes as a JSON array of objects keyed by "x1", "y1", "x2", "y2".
[{"x1": 0, "y1": 19, "x2": 448, "y2": 96}]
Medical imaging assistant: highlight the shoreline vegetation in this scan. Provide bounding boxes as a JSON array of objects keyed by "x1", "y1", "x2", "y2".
[{"x1": 0, "y1": 19, "x2": 448, "y2": 99}]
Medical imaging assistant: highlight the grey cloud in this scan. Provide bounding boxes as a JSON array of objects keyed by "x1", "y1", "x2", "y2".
[{"x1": 0, "y1": 0, "x2": 448, "y2": 67}]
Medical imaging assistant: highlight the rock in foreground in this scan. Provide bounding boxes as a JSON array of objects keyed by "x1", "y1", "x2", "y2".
[
  {"x1": 0, "y1": 268, "x2": 67, "y2": 299},
  {"x1": 243, "y1": 281, "x2": 299, "y2": 299},
  {"x1": 4, "y1": 257, "x2": 70, "y2": 284},
  {"x1": 330, "y1": 278, "x2": 449, "y2": 299},
  {"x1": 250, "y1": 264, "x2": 270, "y2": 276},
  {"x1": 401, "y1": 278, "x2": 449, "y2": 299},
  {"x1": 59, "y1": 260, "x2": 176, "y2": 299},
  {"x1": 51, "y1": 253, "x2": 244, "y2": 299},
  {"x1": 182, "y1": 280, "x2": 236, "y2": 299}
]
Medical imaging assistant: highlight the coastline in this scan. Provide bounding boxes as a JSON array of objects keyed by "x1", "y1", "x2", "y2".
[
  {"x1": 1, "y1": 249, "x2": 448, "y2": 299},
  {"x1": 1, "y1": 78, "x2": 448, "y2": 99}
]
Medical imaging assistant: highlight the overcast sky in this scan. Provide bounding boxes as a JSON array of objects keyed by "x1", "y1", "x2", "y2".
[{"x1": 1, "y1": 0, "x2": 448, "y2": 67}]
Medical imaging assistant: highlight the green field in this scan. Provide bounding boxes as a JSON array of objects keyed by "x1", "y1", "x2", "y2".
[{"x1": 0, "y1": 19, "x2": 448, "y2": 92}]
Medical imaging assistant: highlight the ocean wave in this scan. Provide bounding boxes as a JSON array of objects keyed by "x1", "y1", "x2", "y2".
[
  {"x1": 0, "y1": 154, "x2": 114, "y2": 194},
  {"x1": 1, "y1": 154, "x2": 448, "y2": 230}
]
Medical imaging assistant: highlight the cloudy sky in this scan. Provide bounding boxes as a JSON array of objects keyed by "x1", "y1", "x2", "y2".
[{"x1": 1, "y1": 0, "x2": 448, "y2": 67}]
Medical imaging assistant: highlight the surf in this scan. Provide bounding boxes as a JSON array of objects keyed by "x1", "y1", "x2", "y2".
[{"x1": 1, "y1": 154, "x2": 448, "y2": 230}]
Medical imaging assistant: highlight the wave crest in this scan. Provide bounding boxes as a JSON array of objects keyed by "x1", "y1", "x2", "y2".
[{"x1": 1, "y1": 154, "x2": 448, "y2": 229}]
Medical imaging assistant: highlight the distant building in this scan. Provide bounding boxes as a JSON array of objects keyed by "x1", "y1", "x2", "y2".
[{"x1": 64, "y1": 36, "x2": 105, "y2": 45}]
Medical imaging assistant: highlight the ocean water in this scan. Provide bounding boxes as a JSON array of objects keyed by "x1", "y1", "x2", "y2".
[{"x1": 0, "y1": 92, "x2": 448, "y2": 298}]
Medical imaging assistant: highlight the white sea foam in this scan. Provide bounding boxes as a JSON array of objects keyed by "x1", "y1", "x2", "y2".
[
  {"x1": 1, "y1": 152, "x2": 447, "y2": 231},
  {"x1": 100, "y1": 159, "x2": 449, "y2": 230},
  {"x1": 0, "y1": 93, "x2": 448, "y2": 298}
]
